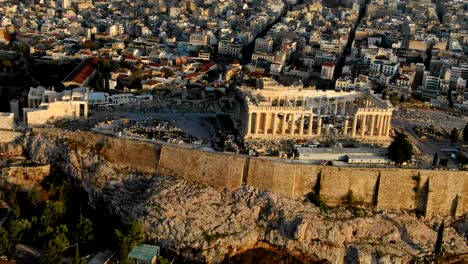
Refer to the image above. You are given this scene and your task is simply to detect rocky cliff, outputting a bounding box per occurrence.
[4,131,467,263]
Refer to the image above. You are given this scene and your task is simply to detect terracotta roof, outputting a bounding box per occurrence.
[62,58,98,86]
[186,72,201,79]
[198,62,216,72]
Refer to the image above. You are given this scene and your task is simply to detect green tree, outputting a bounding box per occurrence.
[43,225,70,263]
[9,218,32,242]
[463,123,468,142]
[434,221,444,255]
[73,244,87,264]
[40,201,66,227]
[115,221,146,264]
[24,185,44,217]
[43,173,72,203]
[76,215,94,243]
[157,256,172,264]
[1,60,12,72]
[0,227,12,255]
[449,128,459,145]
[387,132,413,165]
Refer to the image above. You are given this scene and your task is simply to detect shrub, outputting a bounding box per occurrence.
[307,192,329,213]
[344,190,357,206]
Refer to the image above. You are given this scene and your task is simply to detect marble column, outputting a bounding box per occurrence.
[254,112,260,135]
[84,103,89,119]
[290,113,296,135]
[317,117,322,136]
[378,114,384,136]
[382,115,387,136]
[299,113,305,135]
[265,112,270,134]
[308,114,313,135]
[343,117,349,136]
[360,114,367,137]
[376,115,380,134]
[385,115,391,136]
[281,113,287,134]
[272,113,277,135]
[246,112,252,135]
[369,114,375,136]
[352,115,358,137]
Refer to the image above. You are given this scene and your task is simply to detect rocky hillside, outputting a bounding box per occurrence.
[2,131,467,263]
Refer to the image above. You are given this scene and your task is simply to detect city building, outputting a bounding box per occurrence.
[321,63,335,80]
[23,87,89,126]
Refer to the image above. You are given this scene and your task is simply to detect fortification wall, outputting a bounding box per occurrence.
[0,113,15,131]
[33,128,160,174]
[0,130,22,143]
[246,158,320,197]
[30,128,468,218]
[319,167,380,205]
[158,145,246,190]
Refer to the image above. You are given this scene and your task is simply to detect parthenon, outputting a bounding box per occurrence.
[240,78,394,141]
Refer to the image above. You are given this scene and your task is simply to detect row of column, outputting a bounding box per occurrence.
[271,97,361,117]
[351,113,391,138]
[246,112,324,137]
[245,112,392,139]
[316,101,350,116]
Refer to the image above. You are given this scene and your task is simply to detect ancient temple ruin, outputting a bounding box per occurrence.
[240,78,394,141]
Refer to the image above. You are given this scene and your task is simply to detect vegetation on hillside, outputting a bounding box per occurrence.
[0,168,169,263]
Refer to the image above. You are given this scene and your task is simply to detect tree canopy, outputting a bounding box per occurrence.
[388,132,413,165]
[115,221,146,264]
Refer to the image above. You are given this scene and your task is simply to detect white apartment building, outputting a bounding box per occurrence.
[218,38,243,59]
[321,63,335,80]
[255,37,274,53]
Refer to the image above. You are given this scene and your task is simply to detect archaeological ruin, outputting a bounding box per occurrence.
[240,78,394,141]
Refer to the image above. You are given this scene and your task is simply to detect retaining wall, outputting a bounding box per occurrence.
[31,128,468,217]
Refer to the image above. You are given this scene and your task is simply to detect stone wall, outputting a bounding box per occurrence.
[0,130,22,143]
[32,128,468,217]
[158,145,246,190]
[0,113,15,130]
[320,167,380,205]
[246,158,319,197]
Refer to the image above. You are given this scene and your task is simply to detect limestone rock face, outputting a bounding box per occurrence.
[104,175,468,264]
[6,165,51,188]
[19,132,468,263]
[0,142,24,158]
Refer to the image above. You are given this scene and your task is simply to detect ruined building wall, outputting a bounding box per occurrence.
[29,128,468,217]
[0,113,15,130]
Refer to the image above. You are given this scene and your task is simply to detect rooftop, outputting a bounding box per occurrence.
[128,244,160,262]
[62,58,98,86]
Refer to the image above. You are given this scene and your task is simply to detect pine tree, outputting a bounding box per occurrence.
[387,132,413,165]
